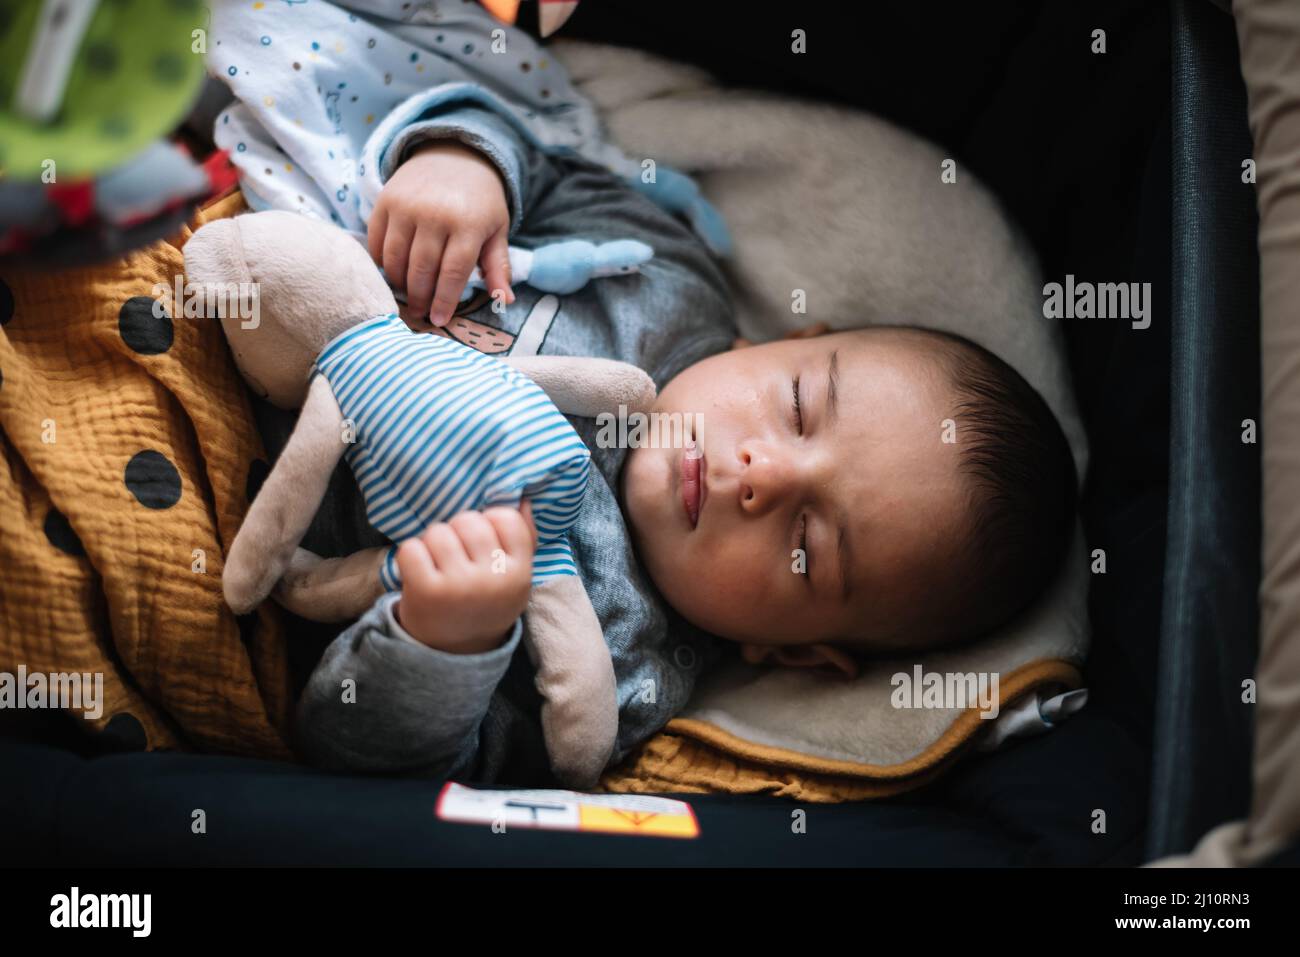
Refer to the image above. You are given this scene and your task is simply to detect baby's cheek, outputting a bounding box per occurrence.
[691,536,778,607]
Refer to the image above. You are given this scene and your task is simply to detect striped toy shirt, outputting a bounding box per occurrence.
[313,313,591,592]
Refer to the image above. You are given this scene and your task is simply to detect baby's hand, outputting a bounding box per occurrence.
[394,503,537,654]
[368,142,517,327]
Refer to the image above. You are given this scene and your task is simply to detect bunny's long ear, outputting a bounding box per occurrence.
[524,576,619,788]
[223,375,348,613]
[503,355,656,418]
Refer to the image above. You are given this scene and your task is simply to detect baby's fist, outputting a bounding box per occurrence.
[394,503,537,654]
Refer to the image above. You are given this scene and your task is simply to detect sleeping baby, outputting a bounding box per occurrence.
[281,141,1076,782]
[212,0,1076,782]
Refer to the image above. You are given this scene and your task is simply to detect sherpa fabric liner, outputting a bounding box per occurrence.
[0,42,1089,800]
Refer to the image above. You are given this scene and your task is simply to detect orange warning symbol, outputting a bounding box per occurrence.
[577,804,699,838]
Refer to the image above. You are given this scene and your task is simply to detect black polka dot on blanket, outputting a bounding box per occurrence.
[44,507,86,556]
[98,713,148,753]
[118,296,174,355]
[245,459,270,504]
[124,450,182,509]
[0,279,13,325]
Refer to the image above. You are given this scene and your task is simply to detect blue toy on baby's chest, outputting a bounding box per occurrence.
[312,313,590,591]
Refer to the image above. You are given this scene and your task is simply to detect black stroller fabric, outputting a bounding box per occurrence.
[1146,0,1261,859]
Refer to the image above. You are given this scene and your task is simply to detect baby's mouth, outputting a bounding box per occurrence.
[681,438,705,527]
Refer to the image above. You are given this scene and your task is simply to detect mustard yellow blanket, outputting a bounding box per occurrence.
[0,194,290,757]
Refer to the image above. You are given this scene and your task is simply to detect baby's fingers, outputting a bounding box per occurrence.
[367,204,389,267]
[382,217,416,292]
[405,229,446,321]
[396,537,438,592]
[480,229,514,308]
[447,511,500,564]
[484,500,537,558]
[422,522,469,571]
[518,499,538,550]
[429,237,479,327]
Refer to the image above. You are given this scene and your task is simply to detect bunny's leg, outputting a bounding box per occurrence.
[524,576,619,788]
[224,375,349,613]
[273,546,390,622]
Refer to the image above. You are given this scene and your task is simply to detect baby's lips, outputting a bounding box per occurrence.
[681,442,702,526]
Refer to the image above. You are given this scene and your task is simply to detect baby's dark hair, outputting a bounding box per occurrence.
[921,327,1078,645]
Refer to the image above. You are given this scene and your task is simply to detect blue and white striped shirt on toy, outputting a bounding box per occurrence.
[313,313,591,592]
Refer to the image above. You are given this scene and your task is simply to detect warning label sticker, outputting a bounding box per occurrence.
[435,782,701,839]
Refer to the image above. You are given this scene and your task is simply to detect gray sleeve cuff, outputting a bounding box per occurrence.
[379,590,522,669]
[292,591,522,774]
[383,108,528,235]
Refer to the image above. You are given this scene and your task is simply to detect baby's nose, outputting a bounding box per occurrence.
[738,446,800,513]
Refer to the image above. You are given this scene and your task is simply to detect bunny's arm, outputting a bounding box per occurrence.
[223,375,349,613]
[503,355,657,418]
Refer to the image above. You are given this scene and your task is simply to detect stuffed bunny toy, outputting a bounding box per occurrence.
[184,209,658,787]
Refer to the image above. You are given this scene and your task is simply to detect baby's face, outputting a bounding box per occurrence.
[621,328,969,653]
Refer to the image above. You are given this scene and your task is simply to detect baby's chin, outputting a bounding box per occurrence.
[620,440,671,527]
[619,445,674,563]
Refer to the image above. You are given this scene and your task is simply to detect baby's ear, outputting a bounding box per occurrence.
[739,642,860,679]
